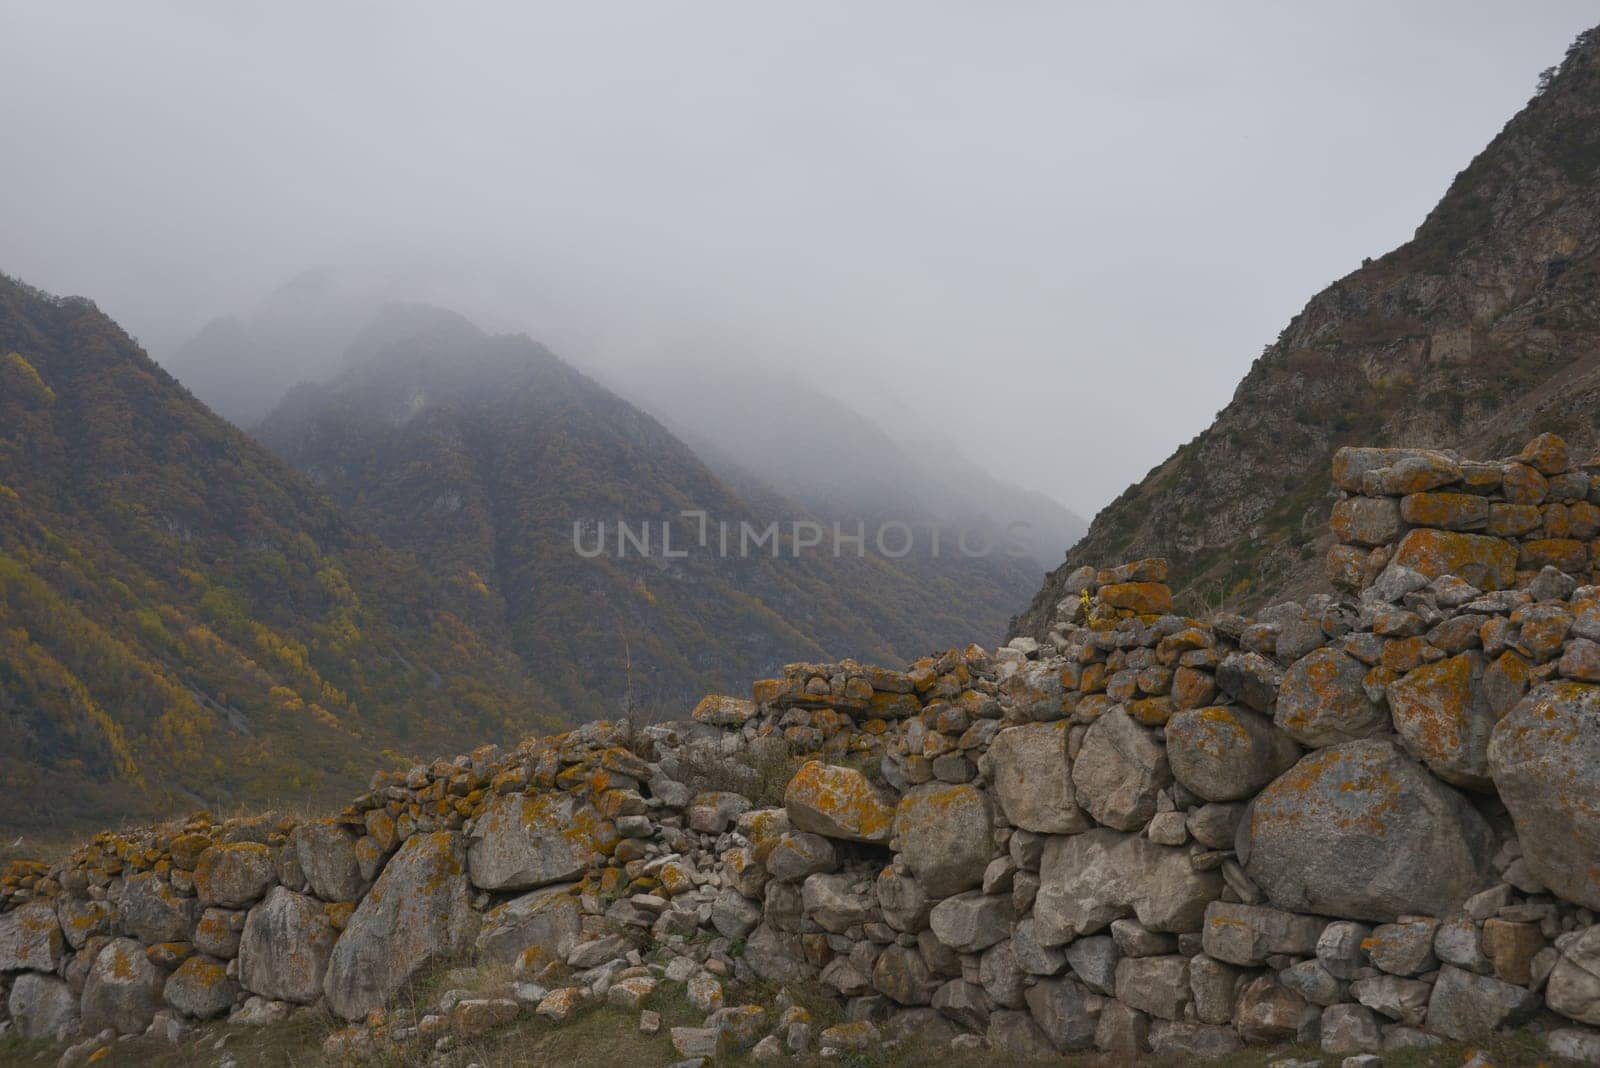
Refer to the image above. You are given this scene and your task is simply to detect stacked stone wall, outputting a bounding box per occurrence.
[5,434,1600,1065]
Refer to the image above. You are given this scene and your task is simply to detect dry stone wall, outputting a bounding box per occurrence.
[6,433,1600,1066]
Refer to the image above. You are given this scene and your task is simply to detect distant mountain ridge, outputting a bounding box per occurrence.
[1015,26,1600,639]
[256,307,1043,722]
[0,275,561,833]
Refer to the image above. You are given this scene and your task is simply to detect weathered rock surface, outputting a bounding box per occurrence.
[1489,681,1600,909]
[194,842,276,908]
[291,819,365,902]
[468,792,615,892]
[783,761,895,843]
[1070,709,1170,830]
[0,901,63,973]
[7,972,80,1040]
[475,882,582,967]
[893,783,993,898]
[1388,652,1494,788]
[164,954,240,1019]
[987,722,1088,833]
[325,830,478,1019]
[1240,739,1493,921]
[1276,648,1388,748]
[1034,828,1222,943]
[1166,705,1300,802]
[238,886,337,1004]
[1547,926,1600,1025]
[80,937,164,1035]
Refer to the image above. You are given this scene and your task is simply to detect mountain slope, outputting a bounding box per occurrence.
[601,359,1087,567]
[162,270,381,427]
[0,276,561,833]
[257,308,1029,721]
[1015,26,1600,638]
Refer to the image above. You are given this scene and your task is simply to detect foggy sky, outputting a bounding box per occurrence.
[3,2,1595,515]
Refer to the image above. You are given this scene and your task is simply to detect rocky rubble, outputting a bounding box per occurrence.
[5,434,1600,1065]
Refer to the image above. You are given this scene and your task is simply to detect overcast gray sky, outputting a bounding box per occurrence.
[3,2,1595,514]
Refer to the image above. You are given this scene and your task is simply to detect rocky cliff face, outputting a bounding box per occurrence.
[1015,26,1600,640]
[7,432,1600,1066]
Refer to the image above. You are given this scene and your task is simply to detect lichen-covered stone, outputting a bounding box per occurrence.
[468,792,615,891]
[1387,652,1494,789]
[194,842,276,908]
[164,954,240,1019]
[475,883,581,967]
[1166,705,1299,802]
[1389,529,1517,590]
[238,886,336,1004]
[81,937,164,1035]
[119,871,197,944]
[893,783,993,898]
[290,819,365,902]
[0,901,63,973]
[1400,492,1488,531]
[692,694,757,726]
[1098,581,1173,614]
[1201,901,1324,966]
[1276,648,1388,748]
[1489,681,1600,909]
[784,761,895,844]
[324,830,478,1019]
[1332,497,1403,546]
[1240,739,1493,921]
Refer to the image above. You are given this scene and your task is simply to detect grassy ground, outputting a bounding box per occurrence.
[0,957,1585,1068]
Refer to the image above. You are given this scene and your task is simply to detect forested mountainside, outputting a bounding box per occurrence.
[0,275,562,833]
[1015,28,1600,640]
[257,307,1032,723]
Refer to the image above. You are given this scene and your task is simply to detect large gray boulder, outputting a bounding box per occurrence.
[1547,925,1600,1025]
[290,819,365,902]
[893,783,994,898]
[194,842,276,908]
[7,972,80,1040]
[474,883,582,967]
[1201,902,1324,966]
[1424,966,1538,1040]
[1166,706,1300,802]
[1275,648,1388,748]
[988,722,1088,834]
[1024,977,1097,1052]
[467,792,615,891]
[1489,681,1600,909]
[1070,709,1170,831]
[164,954,240,1019]
[1034,828,1222,944]
[81,938,164,1035]
[324,830,478,1020]
[0,901,63,972]
[238,886,337,1004]
[1239,739,1493,921]
[118,871,196,943]
[744,921,812,982]
[929,892,1013,953]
